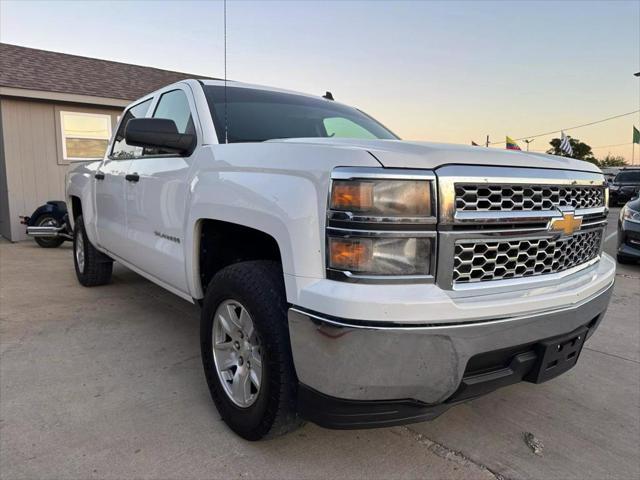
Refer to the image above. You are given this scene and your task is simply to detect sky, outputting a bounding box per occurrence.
[1,0,639,161]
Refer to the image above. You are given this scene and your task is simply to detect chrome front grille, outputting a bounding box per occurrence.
[455,184,605,212]
[453,229,603,284]
[436,166,608,290]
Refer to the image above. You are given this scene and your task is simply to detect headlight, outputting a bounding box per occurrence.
[330,179,433,219]
[328,235,431,275]
[622,206,640,223]
[327,168,437,282]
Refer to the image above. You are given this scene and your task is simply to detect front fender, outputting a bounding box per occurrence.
[185,143,379,301]
[187,171,320,298]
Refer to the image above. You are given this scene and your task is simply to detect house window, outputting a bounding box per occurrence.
[60,111,112,161]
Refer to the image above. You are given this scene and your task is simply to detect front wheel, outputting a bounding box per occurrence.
[73,215,113,286]
[200,261,302,440]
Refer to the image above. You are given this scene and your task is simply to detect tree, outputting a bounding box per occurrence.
[598,154,627,167]
[547,137,596,164]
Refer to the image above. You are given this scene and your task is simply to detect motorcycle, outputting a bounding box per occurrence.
[20,201,73,248]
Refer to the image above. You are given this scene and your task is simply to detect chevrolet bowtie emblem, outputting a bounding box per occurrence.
[550,212,582,236]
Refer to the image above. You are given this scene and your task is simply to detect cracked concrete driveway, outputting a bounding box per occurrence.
[1,208,638,480]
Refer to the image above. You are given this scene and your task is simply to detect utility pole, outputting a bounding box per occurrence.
[523,139,534,152]
[485,135,489,147]
[634,72,639,164]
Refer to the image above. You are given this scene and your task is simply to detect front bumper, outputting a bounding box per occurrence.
[288,281,613,429]
[618,220,640,259]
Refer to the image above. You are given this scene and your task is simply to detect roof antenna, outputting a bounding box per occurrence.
[323,91,334,101]
[224,0,228,144]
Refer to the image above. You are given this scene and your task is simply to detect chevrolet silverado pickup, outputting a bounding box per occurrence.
[65,80,615,440]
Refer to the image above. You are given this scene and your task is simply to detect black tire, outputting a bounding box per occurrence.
[200,260,302,440]
[33,215,65,248]
[617,253,636,265]
[73,215,113,286]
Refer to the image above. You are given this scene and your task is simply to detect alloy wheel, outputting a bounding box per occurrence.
[75,232,85,273]
[212,300,263,408]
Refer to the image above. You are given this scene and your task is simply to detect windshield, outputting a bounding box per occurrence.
[614,171,640,183]
[203,85,398,143]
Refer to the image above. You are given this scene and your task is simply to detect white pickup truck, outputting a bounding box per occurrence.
[66,79,615,440]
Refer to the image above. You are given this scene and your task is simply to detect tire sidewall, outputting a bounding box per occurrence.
[71,215,112,287]
[200,264,286,439]
[73,216,87,278]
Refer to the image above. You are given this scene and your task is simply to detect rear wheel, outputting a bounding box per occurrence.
[200,260,302,440]
[73,215,113,286]
[33,215,64,248]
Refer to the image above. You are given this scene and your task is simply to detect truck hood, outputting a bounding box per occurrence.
[272,138,602,174]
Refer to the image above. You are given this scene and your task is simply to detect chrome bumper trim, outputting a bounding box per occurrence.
[453,206,607,224]
[288,283,613,404]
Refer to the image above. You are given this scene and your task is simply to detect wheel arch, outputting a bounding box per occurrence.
[65,161,100,241]
[190,216,295,300]
[69,196,82,222]
[197,218,283,288]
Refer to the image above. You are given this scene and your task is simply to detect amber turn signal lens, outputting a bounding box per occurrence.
[329,238,372,271]
[330,181,374,211]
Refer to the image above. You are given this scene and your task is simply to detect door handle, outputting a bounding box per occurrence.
[125,173,140,183]
[94,172,105,180]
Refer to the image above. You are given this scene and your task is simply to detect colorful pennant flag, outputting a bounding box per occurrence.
[559,131,573,156]
[506,136,521,150]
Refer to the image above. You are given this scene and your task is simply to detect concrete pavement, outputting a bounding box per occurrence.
[1,208,638,479]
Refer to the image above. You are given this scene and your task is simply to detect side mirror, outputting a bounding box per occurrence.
[125,118,196,156]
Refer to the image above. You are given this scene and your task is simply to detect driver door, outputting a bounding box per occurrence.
[123,86,198,294]
[95,98,152,258]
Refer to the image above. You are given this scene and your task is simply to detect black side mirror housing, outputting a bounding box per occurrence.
[125,118,196,156]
